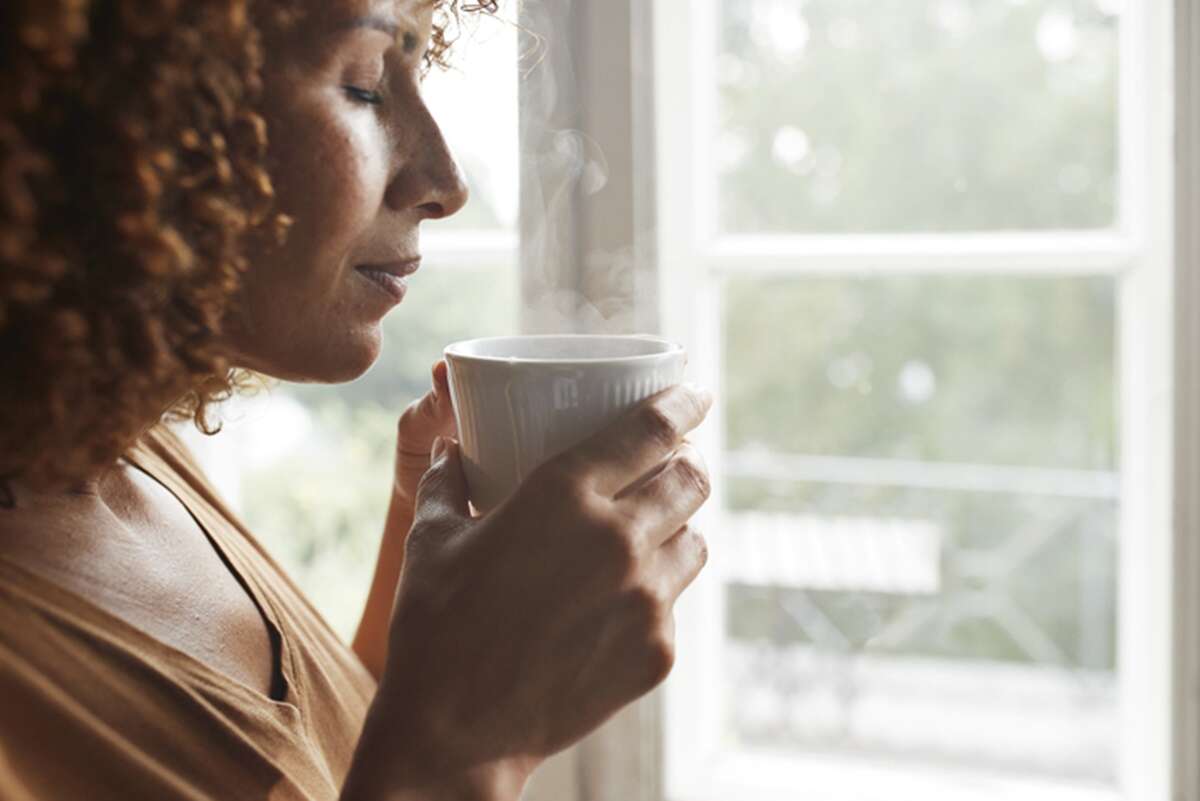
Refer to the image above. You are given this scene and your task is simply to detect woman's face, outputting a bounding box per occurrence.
[226,0,468,383]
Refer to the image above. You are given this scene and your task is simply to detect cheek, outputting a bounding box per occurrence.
[309,120,388,236]
[316,116,389,233]
[271,99,391,257]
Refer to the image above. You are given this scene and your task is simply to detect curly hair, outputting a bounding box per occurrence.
[0,0,494,496]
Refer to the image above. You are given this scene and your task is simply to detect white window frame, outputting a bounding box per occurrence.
[1170,1,1200,797]
[516,3,664,800]
[653,0,1186,798]
[514,0,1197,799]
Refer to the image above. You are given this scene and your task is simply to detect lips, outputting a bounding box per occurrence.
[358,258,422,278]
[355,258,420,303]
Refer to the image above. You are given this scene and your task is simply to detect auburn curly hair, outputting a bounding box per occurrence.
[0,0,494,498]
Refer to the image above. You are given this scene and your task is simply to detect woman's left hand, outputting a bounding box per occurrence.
[392,361,458,512]
[354,360,458,680]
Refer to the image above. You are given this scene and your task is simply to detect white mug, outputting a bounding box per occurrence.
[444,334,688,514]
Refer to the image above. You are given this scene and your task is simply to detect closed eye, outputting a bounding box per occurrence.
[343,85,384,106]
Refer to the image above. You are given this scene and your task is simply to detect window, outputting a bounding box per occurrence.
[707,2,1123,778]
[656,0,1177,800]
[184,1,1199,799]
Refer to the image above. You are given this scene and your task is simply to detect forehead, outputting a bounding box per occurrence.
[304,0,436,41]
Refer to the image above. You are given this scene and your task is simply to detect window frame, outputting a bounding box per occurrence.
[511,0,1193,798]
[515,3,665,800]
[648,0,1186,800]
[1169,0,1200,796]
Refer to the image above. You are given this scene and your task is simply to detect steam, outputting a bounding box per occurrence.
[516,1,652,336]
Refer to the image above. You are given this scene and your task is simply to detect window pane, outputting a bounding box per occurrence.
[718,274,1118,784]
[723,275,1117,469]
[423,19,518,231]
[717,0,1119,233]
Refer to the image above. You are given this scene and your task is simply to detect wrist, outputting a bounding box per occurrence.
[345,690,532,801]
[388,762,530,801]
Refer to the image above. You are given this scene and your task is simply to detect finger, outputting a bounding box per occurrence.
[433,359,450,398]
[654,526,709,604]
[568,384,713,497]
[397,380,458,459]
[420,361,455,422]
[615,443,711,547]
[414,437,472,523]
[430,361,456,427]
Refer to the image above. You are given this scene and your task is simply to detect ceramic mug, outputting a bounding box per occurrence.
[444,334,688,514]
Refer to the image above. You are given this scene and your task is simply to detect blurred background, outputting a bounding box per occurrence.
[183,1,1134,799]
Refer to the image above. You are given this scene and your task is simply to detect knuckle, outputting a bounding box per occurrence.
[538,451,590,495]
[670,384,709,428]
[414,464,443,500]
[595,514,639,577]
[532,457,588,506]
[640,403,682,450]
[397,398,422,429]
[687,527,709,570]
[626,584,665,629]
[404,519,451,560]
[696,532,710,569]
[673,451,712,500]
[644,629,676,687]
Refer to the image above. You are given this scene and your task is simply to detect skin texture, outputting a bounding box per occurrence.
[227,1,468,381]
[343,385,713,800]
[0,0,467,699]
[2,1,714,797]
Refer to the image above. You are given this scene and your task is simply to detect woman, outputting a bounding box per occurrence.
[0,1,712,799]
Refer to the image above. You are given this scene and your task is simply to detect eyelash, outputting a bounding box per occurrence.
[343,85,384,106]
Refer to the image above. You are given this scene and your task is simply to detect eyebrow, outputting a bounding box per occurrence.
[344,16,420,53]
[346,15,401,37]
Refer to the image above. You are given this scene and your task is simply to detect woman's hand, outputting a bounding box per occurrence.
[393,360,458,509]
[343,384,713,800]
[353,361,458,680]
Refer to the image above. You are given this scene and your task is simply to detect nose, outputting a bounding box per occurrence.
[385,104,469,221]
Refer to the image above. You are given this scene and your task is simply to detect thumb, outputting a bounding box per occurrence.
[414,436,472,522]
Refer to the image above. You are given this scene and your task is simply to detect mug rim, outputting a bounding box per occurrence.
[444,334,684,365]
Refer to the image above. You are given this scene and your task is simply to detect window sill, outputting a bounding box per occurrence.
[670,747,1119,801]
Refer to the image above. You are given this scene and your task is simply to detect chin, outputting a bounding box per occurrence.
[251,328,383,385]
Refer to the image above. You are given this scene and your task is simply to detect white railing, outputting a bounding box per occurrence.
[724,450,1121,500]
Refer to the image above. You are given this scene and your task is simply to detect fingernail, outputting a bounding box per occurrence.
[431,436,447,461]
[431,362,443,399]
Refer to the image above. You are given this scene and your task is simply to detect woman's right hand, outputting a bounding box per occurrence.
[344,383,713,801]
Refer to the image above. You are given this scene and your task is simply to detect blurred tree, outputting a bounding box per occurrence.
[719,0,1118,232]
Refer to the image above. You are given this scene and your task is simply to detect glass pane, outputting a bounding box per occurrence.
[717,0,1119,233]
[423,18,518,231]
[719,273,1118,784]
[723,275,1117,469]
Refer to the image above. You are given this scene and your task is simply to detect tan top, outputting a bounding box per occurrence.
[0,425,377,800]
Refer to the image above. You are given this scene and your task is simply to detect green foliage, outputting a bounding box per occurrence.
[716,0,1120,670]
[723,275,1116,469]
[239,402,397,637]
[720,0,1118,232]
